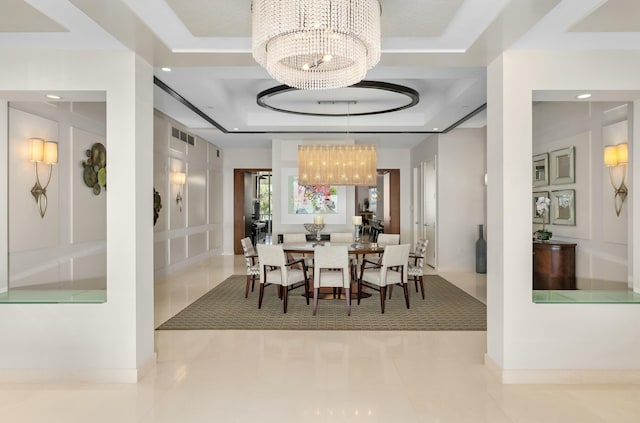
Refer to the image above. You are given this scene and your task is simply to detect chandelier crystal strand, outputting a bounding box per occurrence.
[252,0,381,90]
[298,144,376,186]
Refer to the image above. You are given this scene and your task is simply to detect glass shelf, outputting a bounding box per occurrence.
[533,290,640,304]
[0,289,106,304]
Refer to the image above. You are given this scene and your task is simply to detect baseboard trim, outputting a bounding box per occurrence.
[484,354,640,384]
[136,352,157,382]
[0,352,157,384]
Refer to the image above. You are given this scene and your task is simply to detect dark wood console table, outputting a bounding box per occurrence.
[532,241,577,290]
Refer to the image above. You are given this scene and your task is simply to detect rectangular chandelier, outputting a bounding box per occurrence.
[298,145,377,186]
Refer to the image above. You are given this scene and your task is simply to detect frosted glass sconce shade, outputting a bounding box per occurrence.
[603,143,629,216]
[28,138,58,218]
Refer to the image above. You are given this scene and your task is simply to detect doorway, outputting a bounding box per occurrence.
[233,168,272,254]
[354,169,401,236]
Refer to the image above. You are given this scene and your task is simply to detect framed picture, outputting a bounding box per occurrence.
[532,191,550,224]
[550,146,575,184]
[532,153,549,187]
[280,168,346,224]
[551,189,575,226]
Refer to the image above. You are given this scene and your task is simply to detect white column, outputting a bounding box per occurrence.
[0,99,7,294]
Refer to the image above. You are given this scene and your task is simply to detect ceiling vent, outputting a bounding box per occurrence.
[171,126,195,146]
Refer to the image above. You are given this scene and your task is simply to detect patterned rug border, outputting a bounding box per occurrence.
[157,274,486,331]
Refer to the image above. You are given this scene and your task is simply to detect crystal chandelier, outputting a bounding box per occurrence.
[251,0,381,90]
[298,144,377,185]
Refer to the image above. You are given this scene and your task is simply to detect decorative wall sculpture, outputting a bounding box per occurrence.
[153,188,162,226]
[82,142,107,195]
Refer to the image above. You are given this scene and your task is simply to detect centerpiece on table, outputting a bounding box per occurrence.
[535,196,552,241]
[304,215,325,245]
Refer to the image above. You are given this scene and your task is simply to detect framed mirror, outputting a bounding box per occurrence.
[551,146,575,184]
[532,153,549,187]
[551,189,575,225]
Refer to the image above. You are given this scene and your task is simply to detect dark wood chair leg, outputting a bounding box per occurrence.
[380,286,386,314]
[388,285,393,299]
[313,288,319,315]
[419,276,425,300]
[251,277,255,292]
[304,278,310,305]
[414,277,419,292]
[346,287,351,316]
[403,283,410,309]
[278,285,282,300]
[245,275,251,298]
[283,286,289,313]
[357,279,362,305]
[258,283,265,308]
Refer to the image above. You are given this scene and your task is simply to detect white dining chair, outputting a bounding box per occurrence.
[257,244,310,313]
[358,243,410,313]
[313,245,351,316]
[330,232,358,279]
[282,233,313,269]
[408,239,429,300]
[282,233,307,243]
[365,232,399,265]
[330,232,353,243]
[376,233,400,246]
[240,237,260,298]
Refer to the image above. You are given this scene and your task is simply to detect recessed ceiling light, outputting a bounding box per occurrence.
[576,93,591,99]
[45,94,62,100]
[233,128,239,131]
[433,127,439,131]
[161,67,171,72]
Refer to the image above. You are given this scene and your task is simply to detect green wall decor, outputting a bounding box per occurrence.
[82,142,106,195]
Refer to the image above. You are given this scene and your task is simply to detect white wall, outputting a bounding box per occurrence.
[153,111,223,276]
[8,102,107,288]
[487,50,640,383]
[438,129,487,271]
[410,129,487,271]
[0,50,154,382]
[0,100,7,293]
[532,101,630,287]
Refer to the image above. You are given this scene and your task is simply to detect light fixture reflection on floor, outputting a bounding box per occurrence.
[298,145,376,186]
[604,143,628,216]
[251,0,381,90]
[29,138,58,218]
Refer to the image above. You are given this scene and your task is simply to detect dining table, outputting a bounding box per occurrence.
[281,241,385,299]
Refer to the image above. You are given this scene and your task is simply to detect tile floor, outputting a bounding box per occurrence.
[2,255,639,423]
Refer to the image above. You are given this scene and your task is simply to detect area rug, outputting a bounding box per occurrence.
[156,274,486,331]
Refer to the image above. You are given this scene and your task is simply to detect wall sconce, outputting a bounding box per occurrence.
[604,143,628,216]
[171,171,186,212]
[29,138,58,218]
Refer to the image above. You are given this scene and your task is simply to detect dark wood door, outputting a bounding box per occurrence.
[234,168,270,254]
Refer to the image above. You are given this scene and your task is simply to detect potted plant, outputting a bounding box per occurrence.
[535,196,552,241]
